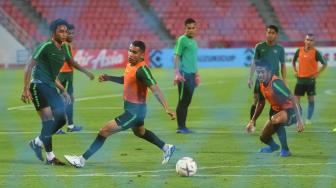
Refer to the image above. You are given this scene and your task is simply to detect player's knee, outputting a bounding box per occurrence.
[132,129,145,137]
[53,109,66,126]
[133,130,142,137]
[260,135,268,144]
[99,128,109,137]
[270,116,279,124]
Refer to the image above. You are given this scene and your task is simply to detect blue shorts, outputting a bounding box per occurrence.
[115,101,147,130]
[30,82,65,111]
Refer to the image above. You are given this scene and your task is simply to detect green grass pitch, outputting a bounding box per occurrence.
[0,67,336,188]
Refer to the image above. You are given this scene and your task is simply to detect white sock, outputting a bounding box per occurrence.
[46,151,55,161]
[80,156,86,162]
[68,124,74,129]
[34,136,43,147]
[162,144,170,151]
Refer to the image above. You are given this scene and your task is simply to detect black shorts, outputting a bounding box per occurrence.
[294,83,316,96]
[30,82,65,111]
[115,101,146,130]
[58,72,74,95]
[269,108,297,126]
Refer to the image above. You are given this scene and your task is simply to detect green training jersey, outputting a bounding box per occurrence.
[254,41,285,76]
[31,40,71,87]
[136,65,157,87]
[174,34,198,73]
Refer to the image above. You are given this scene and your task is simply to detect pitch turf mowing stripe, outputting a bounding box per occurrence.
[311,76,336,188]
[0,102,35,187]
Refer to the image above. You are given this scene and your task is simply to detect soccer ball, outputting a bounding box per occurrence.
[175,157,197,177]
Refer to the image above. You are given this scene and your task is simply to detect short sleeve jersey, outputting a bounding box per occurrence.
[31,40,71,87]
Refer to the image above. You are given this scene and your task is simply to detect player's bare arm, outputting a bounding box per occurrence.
[149,84,176,120]
[246,98,265,133]
[173,55,185,85]
[21,57,36,104]
[98,74,124,84]
[314,63,327,78]
[68,58,94,80]
[288,94,304,132]
[281,63,287,83]
[55,77,71,105]
[248,59,256,89]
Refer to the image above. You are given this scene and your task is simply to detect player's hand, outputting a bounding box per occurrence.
[195,73,201,87]
[247,78,254,89]
[296,122,304,133]
[98,74,109,82]
[245,120,256,134]
[86,72,95,80]
[173,71,185,85]
[61,91,71,105]
[294,71,298,78]
[165,108,176,120]
[312,73,319,79]
[21,88,32,104]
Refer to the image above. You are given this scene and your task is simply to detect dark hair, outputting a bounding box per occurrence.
[267,25,279,33]
[306,33,314,38]
[132,40,146,52]
[49,18,68,32]
[67,24,75,30]
[255,59,271,71]
[184,18,196,26]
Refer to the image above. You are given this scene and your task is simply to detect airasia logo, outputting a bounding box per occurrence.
[74,49,127,69]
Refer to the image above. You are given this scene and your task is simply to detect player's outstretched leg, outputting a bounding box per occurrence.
[64,120,121,168]
[132,126,175,164]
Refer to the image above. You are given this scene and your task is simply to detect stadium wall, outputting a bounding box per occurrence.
[73,47,336,69]
[0,26,28,67]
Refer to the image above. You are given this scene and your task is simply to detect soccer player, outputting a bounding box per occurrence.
[292,34,327,125]
[64,41,176,168]
[56,24,83,134]
[246,60,304,157]
[247,25,286,132]
[174,18,200,134]
[21,19,94,165]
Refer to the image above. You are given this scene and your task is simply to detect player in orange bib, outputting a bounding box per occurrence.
[246,60,304,157]
[292,34,327,125]
[64,41,176,167]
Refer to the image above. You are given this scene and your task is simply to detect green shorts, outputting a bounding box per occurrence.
[115,101,147,130]
[269,108,297,126]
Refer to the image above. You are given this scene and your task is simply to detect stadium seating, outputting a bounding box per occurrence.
[270,0,336,41]
[148,0,266,47]
[27,0,166,49]
[1,0,335,49]
[0,0,39,42]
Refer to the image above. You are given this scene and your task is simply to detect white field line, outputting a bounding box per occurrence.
[193,174,336,178]
[0,130,333,135]
[324,89,336,95]
[7,81,226,111]
[8,105,248,111]
[0,162,335,178]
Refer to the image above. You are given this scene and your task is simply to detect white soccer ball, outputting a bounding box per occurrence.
[175,157,197,177]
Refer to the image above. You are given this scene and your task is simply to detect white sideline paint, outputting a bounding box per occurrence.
[7,81,226,111]
[0,130,333,135]
[324,89,336,95]
[194,174,335,178]
[8,105,248,111]
[0,162,335,178]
